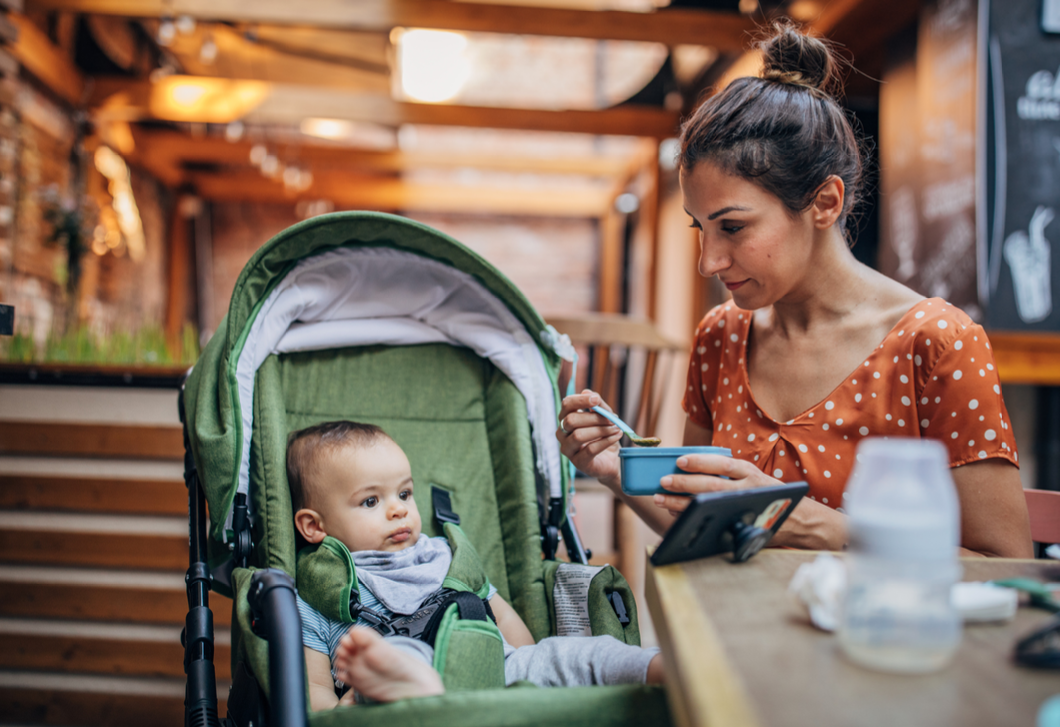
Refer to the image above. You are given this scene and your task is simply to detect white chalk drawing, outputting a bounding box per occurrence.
[1017,66,1060,121]
[1004,206,1055,323]
[890,186,918,280]
[920,213,976,302]
[922,175,976,221]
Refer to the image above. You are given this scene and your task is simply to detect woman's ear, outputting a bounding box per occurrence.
[295,508,327,543]
[811,175,846,229]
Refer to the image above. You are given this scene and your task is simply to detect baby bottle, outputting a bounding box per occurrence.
[838,437,962,673]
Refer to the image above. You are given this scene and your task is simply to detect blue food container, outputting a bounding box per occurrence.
[619,446,732,496]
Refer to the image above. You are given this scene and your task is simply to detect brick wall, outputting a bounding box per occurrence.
[406,212,597,319]
[207,203,599,331]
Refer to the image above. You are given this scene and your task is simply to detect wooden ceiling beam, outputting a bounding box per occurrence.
[704,0,907,103]
[90,77,682,138]
[8,12,85,106]
[143,21,390,93]
[823,0,921,64]
[28,0,757,48]
[808,0,866,36]
[129,128,636,177]
[392,101,679,138]
[186,168,612,217]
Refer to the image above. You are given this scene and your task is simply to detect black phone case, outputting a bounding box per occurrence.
[650,482,809,566]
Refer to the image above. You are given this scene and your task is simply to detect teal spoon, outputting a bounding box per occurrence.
[591,405,661,447]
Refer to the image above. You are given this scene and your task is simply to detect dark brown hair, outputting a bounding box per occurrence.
[286,420,390,511]
[679,22,863,235]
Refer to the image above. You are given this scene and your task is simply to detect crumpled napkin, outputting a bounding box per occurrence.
[788,553,846,632]
[951,582,1018,622]
[788,555,1021,631]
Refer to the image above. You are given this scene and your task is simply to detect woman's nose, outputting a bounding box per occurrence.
[699,236,730,277]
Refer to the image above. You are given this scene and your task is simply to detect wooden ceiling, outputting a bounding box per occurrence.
[12,0,916,216]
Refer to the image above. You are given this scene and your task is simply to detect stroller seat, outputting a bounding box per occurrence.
[179,212,672,727]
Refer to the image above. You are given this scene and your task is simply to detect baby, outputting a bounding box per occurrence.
[288,420,663,710]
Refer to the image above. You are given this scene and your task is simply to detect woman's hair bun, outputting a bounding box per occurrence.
[757,21,837,97]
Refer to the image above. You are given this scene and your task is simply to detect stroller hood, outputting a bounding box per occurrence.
[184,211,572,543]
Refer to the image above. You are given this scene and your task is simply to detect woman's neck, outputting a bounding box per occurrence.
[767,230,871,337]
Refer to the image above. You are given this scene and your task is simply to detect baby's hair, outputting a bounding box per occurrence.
[679,20,863,237]
[286,420,391,511]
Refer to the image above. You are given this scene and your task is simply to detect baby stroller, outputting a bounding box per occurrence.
[178,211,671,727]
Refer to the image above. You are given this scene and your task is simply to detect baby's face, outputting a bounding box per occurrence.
[312,437,422,553]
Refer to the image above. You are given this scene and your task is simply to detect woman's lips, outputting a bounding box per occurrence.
[724,279,748,291]
[388,527,412,542]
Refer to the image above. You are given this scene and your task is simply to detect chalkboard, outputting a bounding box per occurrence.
[878,0,981,320]
[984,0,1060,329]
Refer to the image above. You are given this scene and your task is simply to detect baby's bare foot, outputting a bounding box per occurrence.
[334,627,444,703]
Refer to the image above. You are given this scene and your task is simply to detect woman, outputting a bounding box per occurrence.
[558,23,1032,558]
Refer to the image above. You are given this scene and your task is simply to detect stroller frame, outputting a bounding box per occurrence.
[178,212,663,727]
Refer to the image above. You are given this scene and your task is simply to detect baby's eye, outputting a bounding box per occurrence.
[399,489,412,501]
[361,496,378,508]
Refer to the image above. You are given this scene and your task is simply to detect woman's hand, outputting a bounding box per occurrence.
[653,453,782,515]
[556,390,624,489]
[655,453,848,550]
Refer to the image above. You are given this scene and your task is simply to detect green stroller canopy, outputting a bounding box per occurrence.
[186,211,574,544]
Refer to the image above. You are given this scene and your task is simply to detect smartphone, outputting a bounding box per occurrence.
[650,482,809,566]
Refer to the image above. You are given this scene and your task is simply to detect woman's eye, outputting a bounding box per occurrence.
[722,224,744,234]
[362,497,378,508]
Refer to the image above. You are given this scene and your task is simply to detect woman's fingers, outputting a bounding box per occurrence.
[654,454,781,509]
[653,493,693,513]
[557,390,620,445]
[580,429,623,454]
[559,390,601,418]
[676,454,742,477]
[661,473,734,494]
[560,426,621,459]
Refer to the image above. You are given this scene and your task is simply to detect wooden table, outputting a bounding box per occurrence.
[645,550,1060,727]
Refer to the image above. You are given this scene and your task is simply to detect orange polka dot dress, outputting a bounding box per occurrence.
[681,298,1018,512]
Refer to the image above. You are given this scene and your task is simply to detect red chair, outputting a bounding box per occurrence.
[1024,488,1060,545]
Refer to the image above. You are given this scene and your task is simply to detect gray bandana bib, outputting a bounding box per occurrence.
[352,535,453,615]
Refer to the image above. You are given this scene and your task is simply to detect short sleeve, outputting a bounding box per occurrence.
[915,323,1018,468]
[682,306,728,429]
[297,594,333,655]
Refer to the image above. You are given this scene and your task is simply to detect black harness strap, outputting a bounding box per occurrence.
[432,485,461,526]
[348,492,497,648]
[421,590,495,647]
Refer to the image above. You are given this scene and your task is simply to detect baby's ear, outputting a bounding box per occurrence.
[294,508,327,543]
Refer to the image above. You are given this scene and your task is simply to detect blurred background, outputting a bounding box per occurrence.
[0,1,1058,721]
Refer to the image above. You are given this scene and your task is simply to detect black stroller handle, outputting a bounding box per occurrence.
[249,569,308,727]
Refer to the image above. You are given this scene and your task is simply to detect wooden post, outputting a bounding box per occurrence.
[597,206,624,313]
[639,145,661,322]
[163,194,196,358]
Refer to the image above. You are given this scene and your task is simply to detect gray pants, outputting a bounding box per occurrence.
[388,634,659,687]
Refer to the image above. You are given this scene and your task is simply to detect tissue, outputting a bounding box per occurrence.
[788,553,847,632]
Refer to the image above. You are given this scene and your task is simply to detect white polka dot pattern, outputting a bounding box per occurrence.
[681,299,1019,514]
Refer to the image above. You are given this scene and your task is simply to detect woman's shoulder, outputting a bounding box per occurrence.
[890,299,983,352]
[882,299,997,389]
